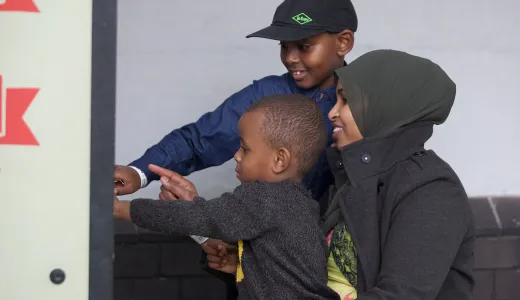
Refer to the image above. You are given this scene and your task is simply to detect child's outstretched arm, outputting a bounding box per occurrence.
[114,181,281,242]
[148,164,209,244]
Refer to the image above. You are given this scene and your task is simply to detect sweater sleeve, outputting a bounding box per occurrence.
[129,182,281,242]
[357,180,474,300]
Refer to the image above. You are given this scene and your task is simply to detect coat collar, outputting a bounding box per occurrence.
[328,122,434,187]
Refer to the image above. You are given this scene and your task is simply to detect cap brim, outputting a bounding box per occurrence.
[246,25,324,42]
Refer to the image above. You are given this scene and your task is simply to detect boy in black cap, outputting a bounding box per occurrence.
[246,0,357,91]
[113,0,358,289]
[114,0,358,202]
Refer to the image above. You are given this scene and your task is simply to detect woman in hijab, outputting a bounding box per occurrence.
[177,49,476,299]
[322,49,475,299]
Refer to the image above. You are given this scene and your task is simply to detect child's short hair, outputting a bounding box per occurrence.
[247,94,328,175]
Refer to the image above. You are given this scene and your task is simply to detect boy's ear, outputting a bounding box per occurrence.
[272,148,291,174]
[336,30,355,57]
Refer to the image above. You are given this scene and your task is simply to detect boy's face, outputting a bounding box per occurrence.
[280,33,346,90]
[234,111,279,183]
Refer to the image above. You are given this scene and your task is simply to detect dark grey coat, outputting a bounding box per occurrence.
[130,180,339,300]
[321,122,475,300]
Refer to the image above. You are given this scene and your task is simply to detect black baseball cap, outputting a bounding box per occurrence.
[246,0,357,42]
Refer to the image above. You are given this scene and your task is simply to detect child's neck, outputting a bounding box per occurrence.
[279,173,304,183]
[317,75,335,90]
[318,60,347,90]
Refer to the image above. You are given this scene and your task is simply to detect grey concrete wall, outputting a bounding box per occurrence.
[115,0,520,200]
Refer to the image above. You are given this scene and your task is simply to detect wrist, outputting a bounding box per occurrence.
[129,166,148,188]
[115,200,132,221]
[191,235,209,244]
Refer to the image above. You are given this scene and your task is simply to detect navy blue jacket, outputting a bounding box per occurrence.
[130,73,336,199]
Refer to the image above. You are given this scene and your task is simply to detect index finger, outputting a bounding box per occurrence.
[148,164,192,188]
[201,243,219,256]
[161,180,193,199]
[209,240,229,255]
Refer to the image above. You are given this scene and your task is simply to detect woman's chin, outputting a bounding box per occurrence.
[336,144,347,150]
[333,140,348,150]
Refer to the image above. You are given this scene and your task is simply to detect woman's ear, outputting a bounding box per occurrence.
[272,148,291,174]
[336,30,354,57]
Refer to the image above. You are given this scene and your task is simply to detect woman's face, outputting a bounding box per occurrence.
[328,80,363,149]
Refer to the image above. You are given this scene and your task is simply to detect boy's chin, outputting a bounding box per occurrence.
[294,80,315,90]
[236,174,249,184]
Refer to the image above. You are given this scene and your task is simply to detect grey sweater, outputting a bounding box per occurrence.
[130,180,340,300]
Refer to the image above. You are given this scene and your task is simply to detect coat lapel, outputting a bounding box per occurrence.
[336,177,381,290]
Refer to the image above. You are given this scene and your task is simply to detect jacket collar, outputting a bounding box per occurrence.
[329,122,434,187]
[326,147,349,189]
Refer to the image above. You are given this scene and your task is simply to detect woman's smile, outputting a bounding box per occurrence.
[332,126,344,139]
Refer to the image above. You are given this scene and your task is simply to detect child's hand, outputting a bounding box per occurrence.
[148,164,198,200]
[202,239,238,274]
[113,193,118,209]
[113,190,131,221]
[114,165,141,195]
[159,178,198,201]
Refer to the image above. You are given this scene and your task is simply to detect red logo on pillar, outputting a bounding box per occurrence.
[0,0,39,12]
[0,75,39,146]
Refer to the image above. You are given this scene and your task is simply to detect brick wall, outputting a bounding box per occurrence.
[471,197,520,300]
[113,221,230,300]
[114,197,520,300]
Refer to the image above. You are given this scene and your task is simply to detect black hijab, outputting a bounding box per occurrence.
[335,49,455,137]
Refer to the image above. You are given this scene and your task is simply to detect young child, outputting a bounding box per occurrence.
[114,95,343,300]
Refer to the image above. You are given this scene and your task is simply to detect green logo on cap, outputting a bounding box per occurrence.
[292,13,312,25]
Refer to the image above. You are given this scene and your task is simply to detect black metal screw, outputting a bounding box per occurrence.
[50,269,66,284]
